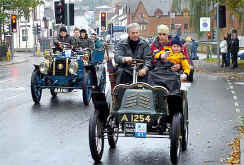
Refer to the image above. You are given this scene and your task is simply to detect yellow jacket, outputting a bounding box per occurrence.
[167,52,190,75]
[154,48,190,75]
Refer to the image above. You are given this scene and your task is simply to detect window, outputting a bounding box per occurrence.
[184,24,188,29]
[141,13,144,18]
[144,25,147,30]
[22,29,28,41]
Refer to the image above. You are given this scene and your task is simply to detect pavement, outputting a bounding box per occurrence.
[0,51,37,66]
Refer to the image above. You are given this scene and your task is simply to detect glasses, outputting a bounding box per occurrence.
[159,33,167,36]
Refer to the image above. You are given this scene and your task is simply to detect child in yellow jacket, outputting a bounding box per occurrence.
[154,37,190,79]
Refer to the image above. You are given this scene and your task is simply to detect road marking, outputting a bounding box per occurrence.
[230,85,234,89]
[231,90,236,94]
[234,102,239,107]
[236,109,240,113]
[233,96,238,100]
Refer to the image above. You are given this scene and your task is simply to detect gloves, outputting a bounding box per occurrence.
[180,73,187,81]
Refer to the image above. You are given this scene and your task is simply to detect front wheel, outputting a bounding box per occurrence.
[31,71,42,104]
[89,110,104,162]
[82,71,92,106]
[170,113,182,165]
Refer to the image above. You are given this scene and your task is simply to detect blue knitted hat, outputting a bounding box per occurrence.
[171,36,182,47]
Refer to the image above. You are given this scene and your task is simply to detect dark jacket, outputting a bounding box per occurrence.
[230,38,239,55]
[54,34,73,46]
[78,36,94,50]
[115,37,153,71]
[226,33,232,51]
[72,36,80,49]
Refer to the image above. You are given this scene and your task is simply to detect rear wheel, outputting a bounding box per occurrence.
[170,112,182,165]
[82,71,92,106]
[89,110,104,162]
[31,71,42,104]
[107,117,119,148]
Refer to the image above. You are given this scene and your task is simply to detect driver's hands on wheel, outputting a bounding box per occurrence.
[138,68,147,77]
[123,57,133,64]
[171,64,181,72]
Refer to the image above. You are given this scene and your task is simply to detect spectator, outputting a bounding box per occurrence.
[219,34,228,68]
[230,30,239,69]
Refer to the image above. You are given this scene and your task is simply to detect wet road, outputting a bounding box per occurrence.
[0,56,242,165]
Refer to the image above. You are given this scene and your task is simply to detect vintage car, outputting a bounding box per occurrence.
[31,43,106,105]
[89,59,189,165]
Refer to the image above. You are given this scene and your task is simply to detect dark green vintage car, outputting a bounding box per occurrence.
[89,59,189,165]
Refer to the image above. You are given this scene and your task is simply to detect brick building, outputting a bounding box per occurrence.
[125,0,191,37]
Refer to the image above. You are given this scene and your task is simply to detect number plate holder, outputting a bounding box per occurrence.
[135,123,147,138]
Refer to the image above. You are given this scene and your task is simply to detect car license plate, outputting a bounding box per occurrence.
[135,123,147,138]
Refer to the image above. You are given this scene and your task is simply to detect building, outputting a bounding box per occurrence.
[123,0,191,37]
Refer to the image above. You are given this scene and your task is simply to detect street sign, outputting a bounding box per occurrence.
[200,17,210,32]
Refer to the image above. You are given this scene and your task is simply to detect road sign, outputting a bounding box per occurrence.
[200,17,210,32]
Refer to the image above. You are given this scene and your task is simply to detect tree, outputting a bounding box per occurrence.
[0,0,43,42]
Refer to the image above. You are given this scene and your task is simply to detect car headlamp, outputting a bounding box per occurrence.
[40,60,50,75]
[69,61,78,75]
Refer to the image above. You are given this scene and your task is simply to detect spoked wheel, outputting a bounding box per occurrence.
[107,117,119,148]
[50,88,57,97]
[182,97,189,151]
[82,71,92,106]
[31,71,42,104]
[89,110,104,162]
[170,112,183,165]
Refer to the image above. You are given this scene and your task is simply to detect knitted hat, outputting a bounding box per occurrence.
[80,29,87,33]
[60,27,67,32]
[171,36,182,47]
[157,24,169,34]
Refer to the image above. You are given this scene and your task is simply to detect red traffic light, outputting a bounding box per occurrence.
[11,15,17,32]
[207,32,211,39]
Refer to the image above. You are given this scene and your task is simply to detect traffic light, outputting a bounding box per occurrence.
[37,24,41,34]
[212,30,216,40]
[218,5,226,28]
[11,15,17,32]
[207,32,211,39]
[100,12,107,29]
[55,0,65,24]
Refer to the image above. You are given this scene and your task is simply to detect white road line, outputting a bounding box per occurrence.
[236,109,240,113]
[230,85,234,89]
[235,102,239,107]
[233,96,238,100]
[231,90,236,94]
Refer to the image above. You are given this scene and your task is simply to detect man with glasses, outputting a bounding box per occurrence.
[114,23,153,84]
